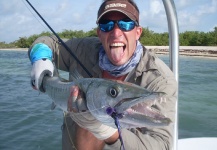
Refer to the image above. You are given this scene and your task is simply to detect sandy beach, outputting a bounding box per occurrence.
[0,48,28,51]
[1,46,217,58]
[146,46,217,58]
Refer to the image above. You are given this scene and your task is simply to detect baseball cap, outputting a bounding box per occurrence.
[96,0,139,24]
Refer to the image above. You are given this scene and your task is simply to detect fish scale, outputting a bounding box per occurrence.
[42,71,171,128]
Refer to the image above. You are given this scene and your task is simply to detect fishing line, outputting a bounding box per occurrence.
[21,0,51,34]
[23,1,125,149]
[63,112,78,150]
[24,0,93,78]
[69,106,126,149]
[114,117,125,150]
[106,107,126,150]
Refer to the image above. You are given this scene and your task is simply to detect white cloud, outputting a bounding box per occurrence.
[57,0,69,11]
[179,0,188,7]
[150,0,163,15]
[197,0,217,15]
[0,0,217,43]
[176,0,217,32]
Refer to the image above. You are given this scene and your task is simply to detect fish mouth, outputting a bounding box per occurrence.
[114,95,171,126]
[127,99,166,120]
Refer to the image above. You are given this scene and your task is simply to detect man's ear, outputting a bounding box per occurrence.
[136,26,143,40]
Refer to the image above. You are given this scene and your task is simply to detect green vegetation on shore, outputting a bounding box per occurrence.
[1,27,216,48]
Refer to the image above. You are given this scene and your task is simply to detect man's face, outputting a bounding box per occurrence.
[97,11,142,66]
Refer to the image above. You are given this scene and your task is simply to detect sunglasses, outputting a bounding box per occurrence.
[98,19,138,32]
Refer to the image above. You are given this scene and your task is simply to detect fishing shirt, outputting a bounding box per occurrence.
[28,36,178,150]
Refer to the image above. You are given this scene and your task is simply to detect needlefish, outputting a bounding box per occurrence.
[42,70,171,128]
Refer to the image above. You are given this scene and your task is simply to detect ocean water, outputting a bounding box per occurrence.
[0,50,217,150]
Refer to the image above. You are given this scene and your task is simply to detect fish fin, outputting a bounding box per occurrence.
[70,69,83,81]
[51,102,56,110]
[53,63,60,77]
[52,62,69,82]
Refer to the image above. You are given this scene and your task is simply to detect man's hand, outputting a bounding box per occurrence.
[68,86,118,140]
[70,110,117,140]
[31,59,54,92]
[30,43,53,92]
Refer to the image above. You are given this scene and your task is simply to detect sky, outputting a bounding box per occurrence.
[0,0,217,43]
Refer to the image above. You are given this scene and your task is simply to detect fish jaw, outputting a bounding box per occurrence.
[115,94,171,127]
[43,76,171,128]
[84,79,171,128]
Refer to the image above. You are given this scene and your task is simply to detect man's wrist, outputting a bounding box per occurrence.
[30,43,52,64]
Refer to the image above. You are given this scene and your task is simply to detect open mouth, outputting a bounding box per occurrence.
[110,42,125,47]
[115,97,168,120]
[110,42,126,51]
[110,42,126,63]
[128,101,166,119]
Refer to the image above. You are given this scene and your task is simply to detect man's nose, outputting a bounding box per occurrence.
[110,24,123,37]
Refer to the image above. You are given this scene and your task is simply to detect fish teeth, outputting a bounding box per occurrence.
[159,97,167,104]
[164,98,167,103]
[154,99,157,105]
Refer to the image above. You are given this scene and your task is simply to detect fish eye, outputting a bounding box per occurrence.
[108,86,119,98]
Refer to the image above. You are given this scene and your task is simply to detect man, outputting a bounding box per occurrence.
[29,0,177,149]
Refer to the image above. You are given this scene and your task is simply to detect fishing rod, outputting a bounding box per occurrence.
[25,0,93,78]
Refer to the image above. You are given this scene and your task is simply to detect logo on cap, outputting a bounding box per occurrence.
[105,3,127,10]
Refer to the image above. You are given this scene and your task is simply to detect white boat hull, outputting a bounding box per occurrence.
[178,137,217,150]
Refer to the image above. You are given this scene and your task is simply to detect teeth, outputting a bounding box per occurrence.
[111,43,124,47]
[159,97,167,104]
[160,97,163,104]
[154,99,157,105]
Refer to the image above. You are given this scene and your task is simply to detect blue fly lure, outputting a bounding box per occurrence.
[106,107,126,150]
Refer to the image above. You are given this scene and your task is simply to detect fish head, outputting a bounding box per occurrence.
[81,78,171,128]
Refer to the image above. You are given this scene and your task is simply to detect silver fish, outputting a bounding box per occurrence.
[42,71,171,128]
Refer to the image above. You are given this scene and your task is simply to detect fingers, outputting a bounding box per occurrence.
[77,96,88,112]
[30,59,54,91]
[31,79,38,90]
[31,71,40,90]
[67,86,88,113]
[68,86,80,112]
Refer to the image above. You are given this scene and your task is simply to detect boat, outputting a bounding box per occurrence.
[26,0,217,149]
[163,0,217,149]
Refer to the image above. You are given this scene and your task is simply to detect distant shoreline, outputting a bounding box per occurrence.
[0,48,28,51]
[146,46,217,58]
[1,46,217,58]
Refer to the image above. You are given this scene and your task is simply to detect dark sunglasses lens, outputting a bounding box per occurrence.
[118,20,136,31]
[99,21,114,32]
